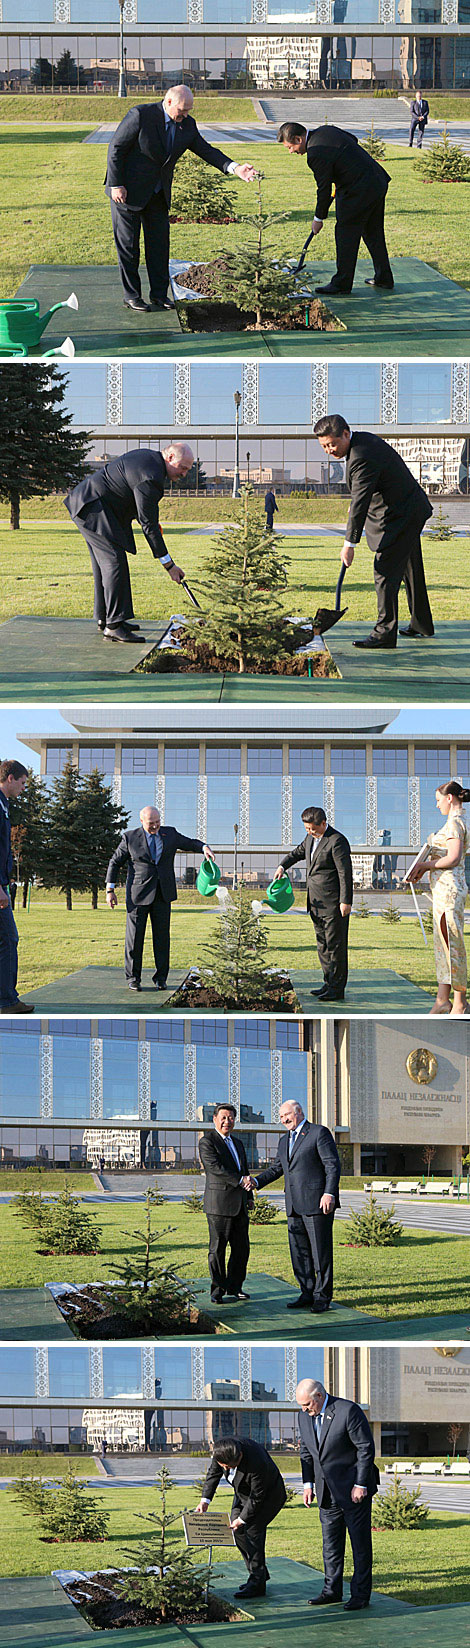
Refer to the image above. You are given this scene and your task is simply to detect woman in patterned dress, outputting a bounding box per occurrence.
[407,781,470,1016]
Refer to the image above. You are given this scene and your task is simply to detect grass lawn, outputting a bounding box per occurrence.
[0,95,257,124]
[0,497,350,525]
[2,137,470,296]
[9,895,467,998]
[0,1200,467,1322]
[1,524,467,627]
[0,1171,97,1192]
[0,1480,468,1605]
[0,1454,98,1477]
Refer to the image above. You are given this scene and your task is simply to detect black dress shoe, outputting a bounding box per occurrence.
[99,619,140,632]
[210,1292,224,1304]
[1,1000,35,1013]
[315,988,345,1001]
[311,1300,331,1314]
[123,296,151,312]
[128,979,141,992]
[234,1581,266,1598]
[352,636,396,650]
[237,1290,250,1300]
[286,1294,314,1309]
[344,1598,370,1611]
[222,1294,239,1303]
[364,278,394,289]
[315,283,351,296]
[149,298,173,311]
[308,1592,342,1606]
[399,626,433,638]
[103,624,145,643]
[154,980,168,990]
[310,984,329,997]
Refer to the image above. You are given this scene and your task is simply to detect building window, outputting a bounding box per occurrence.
[154,1347,192,1400]
[289,748,324,775]
[233,1020,270,1047]
[275,1022,303,1049]
[246,748,282,775]
[78,747,115,775]
[191,1022,228,1044]
[372,748,408,775]
[330,747,366,775]
[45,746,72,774]
[146,1021,185,1041]
[414,747,451,775]
[48,1348,90,1400]
[149,1044,185,1121]
[122,748,159,774]
[52,1036,92,1120]
[164,748,199,773]
[102,1039,139,1119]
[102,1348,142,1400]
[205,748,241,774]
[0,1350,36,1399]
[0,1034,41,1119]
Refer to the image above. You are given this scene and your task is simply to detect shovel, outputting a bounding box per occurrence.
[181,579,201,609]
[289,228,315,277]
[312,560,348,636]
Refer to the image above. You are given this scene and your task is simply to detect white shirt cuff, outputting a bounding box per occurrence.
[343,540,355,549]
[227,161,238,174]
[313,216,324,225]
[161,552,173,566]
[106,883,115,889]
[201,1497,210,1506]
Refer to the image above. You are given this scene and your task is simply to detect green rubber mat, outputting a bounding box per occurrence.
[13,258,470,356]
[292,969,432,1015]
[1,618,469,704]
[26,967,187,1015]
[0,1560,464,1648]
[0,1288,74,1340]
[190,1272,375,1338]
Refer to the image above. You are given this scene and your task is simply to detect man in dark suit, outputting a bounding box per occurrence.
[264,488,278,531]
[409,91,429,149]
[105,83,256,312]
[195,1436,287,1598]
[275,804,353,1001]
[199,1103,253,1304]
[0,759,34,1015]
[314,413,434,649]
[251,1102,340,1313]
[278,120,393,296]
[297,1377,379,1611]
[65,444,193,645]
[105,804,215,990]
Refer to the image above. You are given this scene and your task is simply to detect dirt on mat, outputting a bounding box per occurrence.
[177,262,341,332]
[169,970,299,1013]
[136,631,338,678]
[64,1573,244,1630]
[55,1284,216,1339]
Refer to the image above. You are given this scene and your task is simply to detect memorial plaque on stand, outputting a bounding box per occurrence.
[182,1511,236,1548]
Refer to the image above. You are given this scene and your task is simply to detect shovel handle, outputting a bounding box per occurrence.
[335,561,347,612]
[181,579,201,610]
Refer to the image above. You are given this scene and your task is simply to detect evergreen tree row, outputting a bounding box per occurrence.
[9,759,129,909]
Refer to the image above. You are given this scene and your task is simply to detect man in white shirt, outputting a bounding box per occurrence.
[199,1103,254,1304]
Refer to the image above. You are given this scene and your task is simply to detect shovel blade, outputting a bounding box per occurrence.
[312,605,348,635]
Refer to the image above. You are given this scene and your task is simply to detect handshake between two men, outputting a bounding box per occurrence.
[198,1098,341,1316]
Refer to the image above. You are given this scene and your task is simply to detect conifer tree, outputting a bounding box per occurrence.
[101,1190,193,1333]
[170,153,236,223]
[372,1472,429,1530]
[40,758,89,910]
[0,366,91,529]
[202,174,311,328]
[183,489,297,674]
[9,769,49,906]
[80,768,129,909]
[41,1463,109,1541]
[40,1182,100,1255]
[201,883,269,1006]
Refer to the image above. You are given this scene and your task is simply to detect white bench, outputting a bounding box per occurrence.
[418,1181,453,1196]
[384,1460,412,1475]
[394,1181,420,1195]
[442,1461,470,1477]
[411,1461,442,1476]
[364,1180,393,1194]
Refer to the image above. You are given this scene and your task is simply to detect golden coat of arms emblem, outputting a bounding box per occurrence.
[406,1048,438,1085]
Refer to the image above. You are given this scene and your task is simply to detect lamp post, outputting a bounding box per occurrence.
[232,389,241,498]
[118,0,127,98]
[246,449,251,486]
[233,821,239,888]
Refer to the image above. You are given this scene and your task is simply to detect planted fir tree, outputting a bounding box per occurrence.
[200,883,269,1007]
[421,127,470,182]
[120,1467,210,1622]
[41,1463,110,1542]
[100,1190,194,1333]
[181,489,298,674]
[249,1196,278,1224]
[0,366,91,529]
[40,758,90,910]
[170,153,237,223]
[342,1194,403,1248]
[427,503,454,541]
[360,122,386,161]
[11,1186,47,1231]
[372,1472,429,1530]
[197,174,313,329]
[40,1182,100,1255]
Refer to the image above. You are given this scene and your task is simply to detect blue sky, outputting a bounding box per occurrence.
[1,705,469,771]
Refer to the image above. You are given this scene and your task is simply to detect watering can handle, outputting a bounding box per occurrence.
[335,561,347,613]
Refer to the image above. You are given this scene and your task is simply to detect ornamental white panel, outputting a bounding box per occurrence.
[155,775,165,818]
[185,1044,197,1121]
[138,1042,150,1120]
[271,1049,282,1122]
[142,1346,155,1398]
[281,776,292,845]
[197,776,207,839]
[90,1347,104,1399]
[112,774,122,807]
[409,777,420,847]
[91,1039,103,1120]
[285,1345,297,1402]
[323,776,334,825]
[317,0,331,21]
[311,364,327,425]
[106,364,123,425]
[40,1035,53,1118]
[442,0,458,20]
[239,776,250,845]
[242,363,258,424]
[174,362,190,424]
[123,0,136,18]
[188,0,203,19]
[381,362,398,424]
[239,1346,252,1400]
[379,0,394,22]
[229,1046,240,1112]
[54,0,70,18]
[192,1346,204,1400]
[35,1347,49,1398]
[366,777,377,845]
[451,362,469,424]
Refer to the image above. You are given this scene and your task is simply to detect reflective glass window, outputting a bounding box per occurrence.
[281,1049,308,1111]
[292,778,324,833]
[372,748,408,775]
[154,1347,192,1399]
[414,747,450,775]
[146,1020,185,1041]
[330,747,366,775]
[206,748,241,773]
[64,365,107,425]
[0,1034,41,1118]
[45,746,72,774]
[456,748,470,776]
[204,1348,240,1396]
[249,777,282,843]
[191,1021,228,1043]
[53,1035,91,1119]
[102,1039,139,1117]
[149,1044,185,1120]
[78,746,115,775]
[190,365,242,425]
[103,1349,142,1398]
[334,778,366,844]
[164,777,199,836]
[3,0,54,16]
[121,777,154,828]
[251,1347,285,1401]
[289,748,324,775]
[258,365,311,425]
[122,365,174,425]
[419,779,444,838]
[396,2,441,18]
[48,1348,90,1399]
[70,0,121,19]
[239,1049,271,1123]
[376,779,410,845]
[194,1047,230,1122]
[397,364,452,425]
[233,1020,270,1046]
[206,777,240,839]
[295,1347,325,1386]
[165,748,199,773]
[0,1350,35,1398]
[122,747,159,774]
[247,748,282,775]
[328,364,380,425]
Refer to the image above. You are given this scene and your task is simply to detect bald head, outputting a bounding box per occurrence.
[163,85,193,123]
[279,1101,304,1130]
[162,441,194,481]
[296,1379,327,1414]
[140,806,160,834]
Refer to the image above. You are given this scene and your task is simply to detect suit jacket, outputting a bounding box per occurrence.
[411,98,429,123]
[345,431,433,553]
[199,1129,253,1218]
[106,825,204,910]
[306,125,390,223]
[64,450,169,561]
[0,797,13,893]
[104,102,232,211]
[202,1439,287,1526]
[264,491,278,514]
[299,1396,380,1511]
[255,1119,341,1215]
[281,825,353,914]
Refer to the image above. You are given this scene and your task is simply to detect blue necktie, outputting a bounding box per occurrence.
[165,119,176,159]
[315,1415,323,1446]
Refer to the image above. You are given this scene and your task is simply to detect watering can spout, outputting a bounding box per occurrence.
[42,336,76,360]
[38,293,79,334]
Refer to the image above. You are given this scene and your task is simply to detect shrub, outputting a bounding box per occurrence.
[372,1472,429,1530]
[40,1182,100,1255]
[170,153,237,223]
[10,1469,48,1520]
[354,897,370,919]
[381,894,401,924]
[102,1191,194,1333]
[11,1187,47,1229]
[183,1183,205,1213]
[41,1464,110,1542]
[360,122,386,161]
[249,1196,278,1224]
[342,1194,403,1248]
[420,128,470,182]
[427,503,455,541]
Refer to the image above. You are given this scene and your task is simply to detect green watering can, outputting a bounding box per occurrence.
[197,857,221,897]
[265,874,295,914]
[0,292,78,357]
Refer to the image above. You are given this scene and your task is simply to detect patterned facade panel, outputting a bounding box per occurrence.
[380,362,398,424]
[112,774,122,807]
[54,0,70,17]
[285,1344,297,1403]
[188,0,203,19]
[40,1035,53,1119]
[366,776,377,846]
[408,776,420,848]
[192,1346,204,1401]
[251,0,267,22]
[239,775,250,846]
[174,362,190,424]
[451,362,469,424]
[185,1044,197,1122]
[142,1346,155,1399]
[323,776,335,825]
[242,363,259,425]
[138,1041,150,1120]
[239,1346,252,1401]
[35,1347,49,1399]
[229,1046,240,1112]
[317,0,331,20]
[91,1039,103,1120]
[379,0,394,21]
[90,1347,104,1399]
[281,775,292,845]
[311,364,328,426]
[271,1049,282,1123]
[197,776,207,840]
[442,0,458,20]
[123,0,136,18]
[106,363,123,426]
[348,1021,378,1140]
[155,775,165,819]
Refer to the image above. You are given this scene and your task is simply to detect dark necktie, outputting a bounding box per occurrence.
[165,119,176,159]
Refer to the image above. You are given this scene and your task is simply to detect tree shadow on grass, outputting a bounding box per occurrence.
[0,130,93,146]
